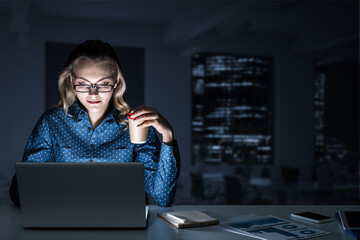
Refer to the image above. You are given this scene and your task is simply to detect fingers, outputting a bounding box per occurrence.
[136,119,159,128]
[133,112,160,123]
[130,106,157,119]
[137,119,171,138]
[129,106,174,144]
[130,106,160,121]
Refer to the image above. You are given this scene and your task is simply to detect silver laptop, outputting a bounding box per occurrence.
[15,162,148,228]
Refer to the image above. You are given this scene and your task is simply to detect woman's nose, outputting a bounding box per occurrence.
[89,86,99,95]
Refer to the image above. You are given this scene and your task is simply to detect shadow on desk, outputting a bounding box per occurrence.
[20,228,147,240]
[0,204,148,240]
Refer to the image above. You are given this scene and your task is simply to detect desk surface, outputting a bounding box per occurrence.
[1,204,359,240]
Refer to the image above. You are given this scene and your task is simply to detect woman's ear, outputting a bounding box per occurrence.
[114,77,119,89]
[68,73,73,84]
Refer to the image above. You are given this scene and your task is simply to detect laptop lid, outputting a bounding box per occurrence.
[15,162,147,228]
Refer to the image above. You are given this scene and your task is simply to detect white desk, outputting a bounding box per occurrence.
[1,203,359,240]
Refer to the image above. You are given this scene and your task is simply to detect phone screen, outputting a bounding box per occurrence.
[344,211,360,228]
[296,212,331,220]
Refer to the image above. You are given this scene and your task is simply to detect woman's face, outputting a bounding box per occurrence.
[73,61,117,115]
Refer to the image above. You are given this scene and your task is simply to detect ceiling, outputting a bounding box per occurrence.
[1,0,358,53]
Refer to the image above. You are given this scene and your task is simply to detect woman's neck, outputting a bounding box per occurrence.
[88,106,111,130]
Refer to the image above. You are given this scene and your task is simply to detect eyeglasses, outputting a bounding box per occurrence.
[72,73,115,93]
[73,83,115,93]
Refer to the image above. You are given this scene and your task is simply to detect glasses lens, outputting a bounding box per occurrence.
[75,85,91,92]
[97,85,113,92]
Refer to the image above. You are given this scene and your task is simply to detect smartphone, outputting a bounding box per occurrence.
[338,211,360,230]
[290,211,333,224]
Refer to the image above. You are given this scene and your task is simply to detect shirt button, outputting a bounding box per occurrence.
[89,159,93,163]
[90,144,94,148]
[81,112,85,116]
[88,127,92,131]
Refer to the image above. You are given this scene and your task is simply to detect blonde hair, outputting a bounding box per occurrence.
[56,56,130,128]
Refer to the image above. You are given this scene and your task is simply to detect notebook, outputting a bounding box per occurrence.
[158,210,219,229]
[15,162,148,228]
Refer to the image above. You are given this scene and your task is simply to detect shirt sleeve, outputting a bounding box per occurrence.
[22,113,53,162]
[10,113,53,206]
[134,126,180,207]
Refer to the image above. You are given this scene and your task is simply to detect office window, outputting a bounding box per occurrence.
[313,61,359,204]
[313,61,359,166]
[191,53,274,165]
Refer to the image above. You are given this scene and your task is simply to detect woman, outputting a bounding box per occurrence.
[10,40,180,207]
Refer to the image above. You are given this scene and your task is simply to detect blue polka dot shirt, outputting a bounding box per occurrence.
[22,103,180,207]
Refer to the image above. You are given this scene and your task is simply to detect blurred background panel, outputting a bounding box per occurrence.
[0,0,358,205]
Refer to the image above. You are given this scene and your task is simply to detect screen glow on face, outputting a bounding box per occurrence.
[74,77,113,85]
[73,76,115,93]
[72,61,117,115]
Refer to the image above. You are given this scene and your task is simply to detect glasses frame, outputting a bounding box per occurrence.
[71,73,116,93]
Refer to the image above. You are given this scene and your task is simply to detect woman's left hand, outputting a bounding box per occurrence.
[130,106,174,145]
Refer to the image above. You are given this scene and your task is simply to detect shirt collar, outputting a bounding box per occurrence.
[67,102,84,121]
[108,107,118,122]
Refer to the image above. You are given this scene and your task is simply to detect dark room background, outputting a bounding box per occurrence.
[0,0,358,205]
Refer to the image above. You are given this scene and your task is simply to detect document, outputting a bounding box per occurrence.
[222,215,330,240]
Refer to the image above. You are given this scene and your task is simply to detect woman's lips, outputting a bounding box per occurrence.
[87,100,101,104]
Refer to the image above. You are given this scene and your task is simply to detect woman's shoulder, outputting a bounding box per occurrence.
[39,107,70,124]
[42,107,65,117]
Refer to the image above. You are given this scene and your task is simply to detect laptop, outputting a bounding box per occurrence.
[15,162,148,228]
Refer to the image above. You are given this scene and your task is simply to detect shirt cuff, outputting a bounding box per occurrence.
[161,139,179,159]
